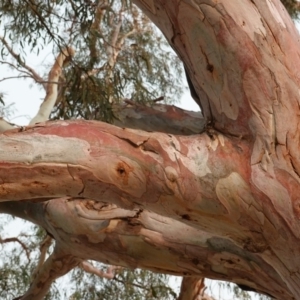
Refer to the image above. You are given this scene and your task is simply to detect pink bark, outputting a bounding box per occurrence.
[1,0,300,299]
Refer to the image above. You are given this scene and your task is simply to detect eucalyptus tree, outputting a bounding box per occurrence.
[1,0,300,300]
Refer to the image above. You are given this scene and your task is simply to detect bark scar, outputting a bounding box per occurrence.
[115,161,133,185]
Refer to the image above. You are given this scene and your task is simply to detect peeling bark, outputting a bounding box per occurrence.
[1,0,300,299]
[112,102,205,134]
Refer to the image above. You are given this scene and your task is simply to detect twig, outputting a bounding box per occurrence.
[0,75,32,83]
[0,236,30,261]
[123,96,164,106]
[152,96,164,102]
[124,99,137,106]
[0,75,62,86]
[178,277,216,300]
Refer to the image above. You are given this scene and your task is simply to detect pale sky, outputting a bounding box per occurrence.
[0,50,264,300]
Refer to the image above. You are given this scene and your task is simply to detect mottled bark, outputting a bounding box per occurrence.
[112,101,204,134]
[1,0,300,299]
[13,247,81,300]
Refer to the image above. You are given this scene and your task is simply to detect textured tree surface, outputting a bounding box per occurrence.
[1,0,300,299]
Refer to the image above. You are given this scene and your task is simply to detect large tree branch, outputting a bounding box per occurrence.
[0,120,298,298]
[112,101,205,134]
[0,198,282,298]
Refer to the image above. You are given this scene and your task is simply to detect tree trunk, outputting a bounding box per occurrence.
[1,0,300,299]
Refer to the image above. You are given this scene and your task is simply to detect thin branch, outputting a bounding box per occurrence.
[0,118,16,133]
[116,28,136,50]
[0,60,32,74]
[113,276,149,290]
[124,95,164,106]
[98,0,137,103]
[29,47,75,125]
[0,75,33,83]
[0,61,62,86]
[152,96,164,102]
[87,1,107,67]
[178,277,216,300]
[0,76,64,87]
[79,261,122,279]
[0,236,30,261]
[80,64,106,80]
[25,0,59,48]
[0,36,46,90]
[106,7,123,67]
[31,235,53,279]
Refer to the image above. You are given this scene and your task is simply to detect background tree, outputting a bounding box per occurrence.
[1,0,300,299]
[0,0,183,121]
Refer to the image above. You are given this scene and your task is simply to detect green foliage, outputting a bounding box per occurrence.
[0,0,183,122]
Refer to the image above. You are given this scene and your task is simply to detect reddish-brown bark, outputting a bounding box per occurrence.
[1,0,300,299]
